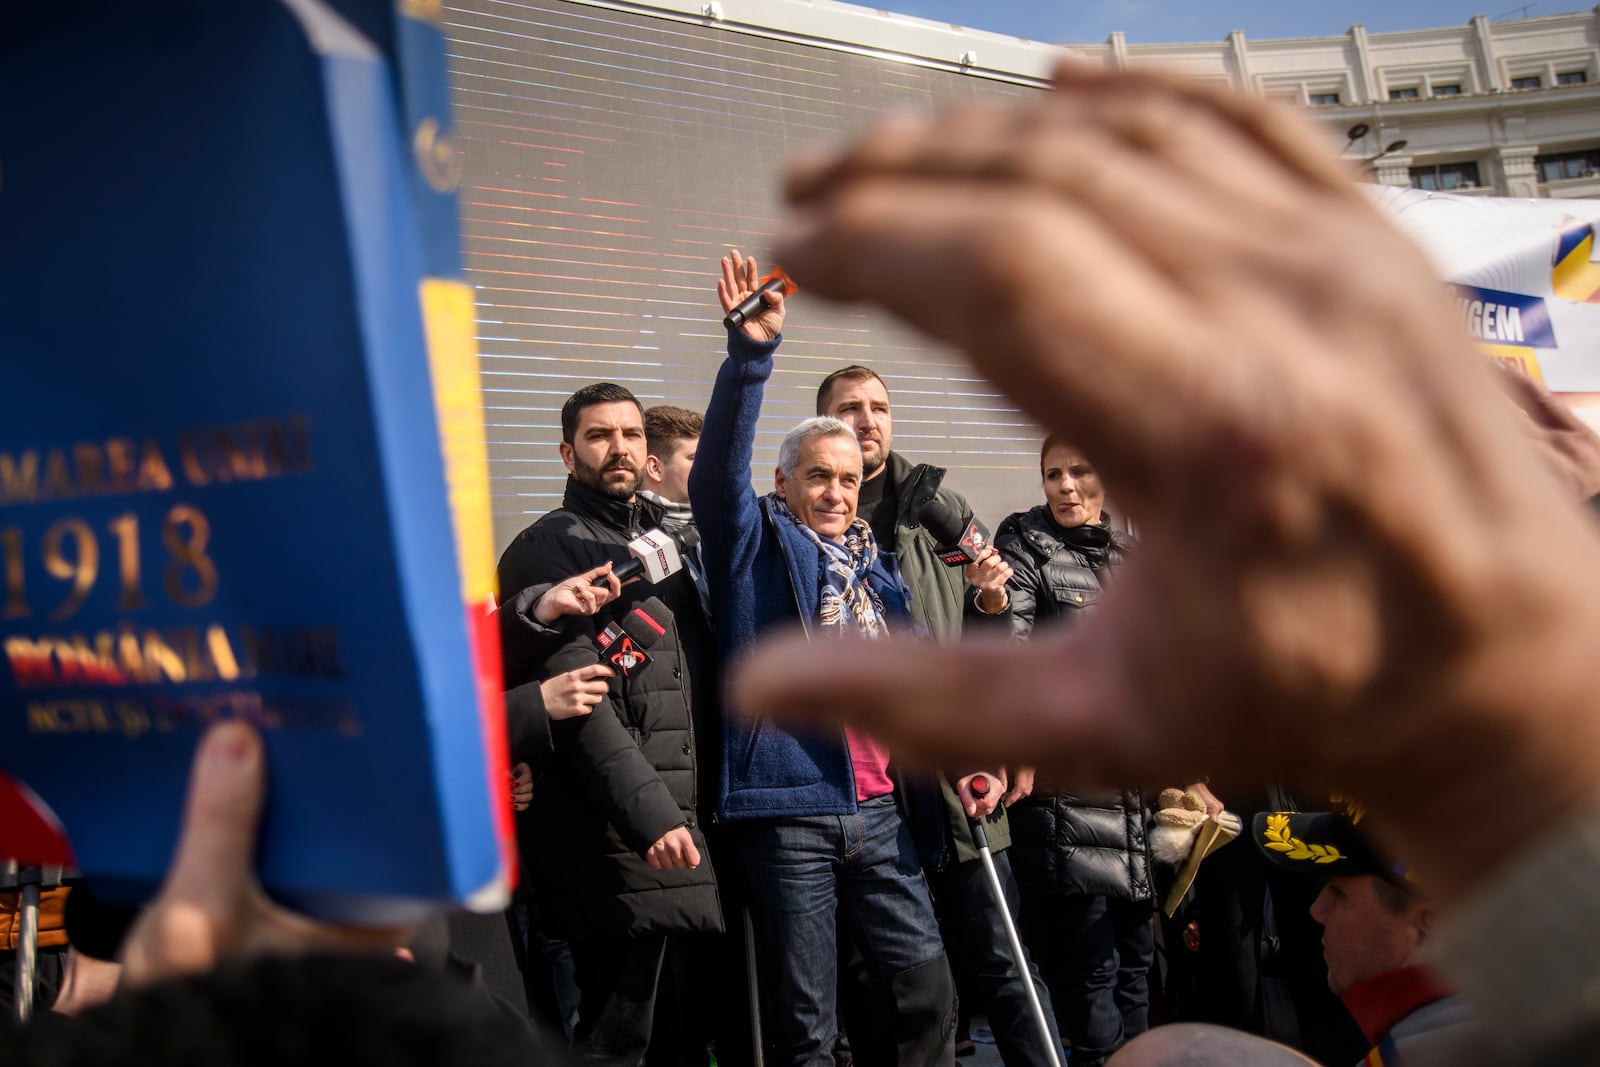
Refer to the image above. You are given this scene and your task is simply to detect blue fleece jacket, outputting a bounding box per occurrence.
[690,328,915,821]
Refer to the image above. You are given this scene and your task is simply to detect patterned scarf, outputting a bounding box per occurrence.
[770,495,889,640]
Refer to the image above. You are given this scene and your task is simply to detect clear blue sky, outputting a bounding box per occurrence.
[872,1,1590,45]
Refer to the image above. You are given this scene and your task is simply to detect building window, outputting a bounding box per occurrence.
[1432,84,1463,96]
[1557,71,1588,85]
[1308,92,1341,106]
[1410,161,1482,191]
[1389,87,1419,100]
[1536,149,1600,183]
[1511,75,1542,90]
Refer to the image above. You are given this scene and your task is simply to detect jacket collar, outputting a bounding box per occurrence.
[1011,505,1118,564]
[1341,964,1453,1046]
[883,451,946,528]
[560,475,657,538]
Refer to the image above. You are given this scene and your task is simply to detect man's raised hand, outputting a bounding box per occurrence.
[718,248,785,343]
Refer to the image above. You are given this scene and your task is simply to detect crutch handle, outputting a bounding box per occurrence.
[966,775,993,850]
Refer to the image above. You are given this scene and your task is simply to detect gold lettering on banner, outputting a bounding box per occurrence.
[72,443,107,495]
[0,451,39,502]
[24,688,361,737]
[116,628,145,679]
[56,633,123,686]
[105,438,138,493]
[0,440,173,505]
[162,505,218,607]
[2,526,27,618]
[5,624,343,688]
[140,631,188,684]
[41,450,74,501]
[178,416,314,488]
[108,512,146,610]
[42,518,97,621]
[138,439,173,492]
[172,628,212,683]
[4,503,222,622]
[208,624,241,682]
[238,626,344,680]
[25,700,115,734]
[116,700,151,739]
[0,419,308,506]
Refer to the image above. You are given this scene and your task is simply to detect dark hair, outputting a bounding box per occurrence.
[561,383,642,445]
[644,405,703,458]
[1039,434,1086,473]
[815,365,888,415]
[1371,875,1420,915]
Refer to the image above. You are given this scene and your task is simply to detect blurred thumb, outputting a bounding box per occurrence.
[163,721,266,914]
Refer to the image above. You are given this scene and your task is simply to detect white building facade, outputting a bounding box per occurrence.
[1071,6,1600,200]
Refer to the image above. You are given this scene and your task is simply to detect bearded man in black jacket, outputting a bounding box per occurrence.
[496,382,725,1067]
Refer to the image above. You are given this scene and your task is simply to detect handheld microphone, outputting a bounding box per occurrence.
[722,267,797,329]
[595,526,700,587]
[596,596,670,677]
[917,500,992,568]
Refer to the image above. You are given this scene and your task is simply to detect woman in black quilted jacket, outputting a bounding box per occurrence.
[965,437,1148,1067]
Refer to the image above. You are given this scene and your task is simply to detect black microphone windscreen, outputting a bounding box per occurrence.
[676,526,700,551]
[626,596,671,649]
[917,499,968,545]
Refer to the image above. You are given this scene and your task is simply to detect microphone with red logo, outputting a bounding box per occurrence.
[595,596,671,678]
[593,527,700,588]
[917,499,992,567]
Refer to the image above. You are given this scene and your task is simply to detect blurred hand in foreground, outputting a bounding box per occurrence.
[122,722,412,988]
[733,63,1600,907]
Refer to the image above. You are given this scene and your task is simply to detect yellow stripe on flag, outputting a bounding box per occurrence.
[421,278,496,604]
[1552,229,1600,304]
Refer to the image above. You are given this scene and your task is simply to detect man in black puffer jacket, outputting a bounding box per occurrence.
[965,438,1151,1067]
[496,382,723,1067]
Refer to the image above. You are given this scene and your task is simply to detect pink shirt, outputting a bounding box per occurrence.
[845,725,894,801]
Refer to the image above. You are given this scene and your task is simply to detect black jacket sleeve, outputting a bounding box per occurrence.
[503,679,554,773]
[498,583,576,684]
[496,582,571,771]
[498,523,589,613]
[963,528,1040,640]
[496,521,619,689]
[999,538,1042,640]
[544,641,685,857]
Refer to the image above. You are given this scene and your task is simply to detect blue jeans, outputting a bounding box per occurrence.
[1023,893,1155,1063]
[740,794,956,1067]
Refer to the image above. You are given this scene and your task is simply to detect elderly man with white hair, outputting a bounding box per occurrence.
[688,251,969,1067]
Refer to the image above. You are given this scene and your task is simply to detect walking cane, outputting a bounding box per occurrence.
[966,776,1064,1067]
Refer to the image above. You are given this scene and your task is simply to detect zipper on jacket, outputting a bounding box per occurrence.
[771,504,859,805]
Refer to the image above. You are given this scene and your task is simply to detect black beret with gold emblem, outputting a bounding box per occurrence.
[1251,810,1408,883]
